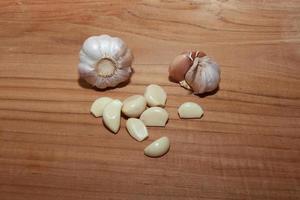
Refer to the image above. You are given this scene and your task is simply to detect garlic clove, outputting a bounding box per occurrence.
[144,84,167,107]
[144,136,170,157]
[122,95,147,118]
[118,48,133,68]
[80,50,97,66]
[110,37,127,59]
[103,99,123,133]
[178,102,204,119]
[82,36,103,60]
[126,118,148,142]
[78,34,133,89]
[168,51,220,94]
[78,63,97,86]
[97,34,113,57]
[185,56,220,94]
[169,51,207,83]
[90,97,113,117]
[169,53,192,82]
[140,107,169,127]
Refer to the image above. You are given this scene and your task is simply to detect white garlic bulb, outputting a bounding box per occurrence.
[78,34,134,89]
[169,51,220,94]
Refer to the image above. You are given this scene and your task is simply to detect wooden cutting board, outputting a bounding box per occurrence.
[0,1,299,199]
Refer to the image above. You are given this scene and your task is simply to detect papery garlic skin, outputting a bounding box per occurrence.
[185,56,220,94]
[169,51,220,94]
[168,53,192,82]
[78,35,133,89]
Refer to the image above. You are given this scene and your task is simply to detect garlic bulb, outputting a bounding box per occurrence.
[78,34,133,89]
[169,51,220,94]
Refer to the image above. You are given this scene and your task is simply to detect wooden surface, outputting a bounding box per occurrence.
[0,0,300,199]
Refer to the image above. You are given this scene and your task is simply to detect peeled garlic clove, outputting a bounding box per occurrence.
[144,84,167,107]
[90,97,113,117]
[103,99,123,133]
[78,34,134,89]
[169,51,220,94]
[178,102,204,119]
[122,95,147,118]
[140,107,168,127]
[126,118,148,141]
[144,136,170,157]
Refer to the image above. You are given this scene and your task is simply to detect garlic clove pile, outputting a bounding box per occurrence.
[103,99,123,133]
[169,51,220,94]
[178,102,204,119]
[78,35,134,89]
[122,95,147,118]
[144,136,170,157]
[90,97,113,117]
[126,118,148,141]
[144,84,167,107]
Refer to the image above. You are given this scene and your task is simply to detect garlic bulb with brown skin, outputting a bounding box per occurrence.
[169,51,220,94]
[78,35,133,89]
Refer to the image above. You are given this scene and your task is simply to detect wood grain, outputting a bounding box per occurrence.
[0,0,300,199]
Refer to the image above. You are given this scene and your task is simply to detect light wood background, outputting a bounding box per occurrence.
[0,0,300,199]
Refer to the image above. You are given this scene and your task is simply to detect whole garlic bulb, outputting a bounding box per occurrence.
[78,35,133,89]
[169,51,220,94]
